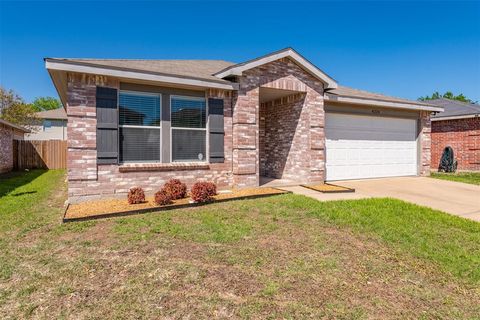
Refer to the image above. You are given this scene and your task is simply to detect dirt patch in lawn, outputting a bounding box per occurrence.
[65,187,288,221]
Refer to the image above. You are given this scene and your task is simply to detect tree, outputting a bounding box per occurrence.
[31,96,62,111]
[418,91,476,103]
[0,86,39,127]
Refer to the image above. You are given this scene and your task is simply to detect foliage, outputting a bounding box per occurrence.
[154,189,173,206]
[190,181,217,203]
[430,172,480,185]
[162,179,187,200]
[418,91,477,103]
[127,187,145,204]
[31,96,62,111]
[0,86,38,127]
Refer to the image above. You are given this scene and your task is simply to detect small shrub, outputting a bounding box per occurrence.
[190,181,217,203]
[163,179,187,200]
[154,189,172,206]
[127,187,145,204]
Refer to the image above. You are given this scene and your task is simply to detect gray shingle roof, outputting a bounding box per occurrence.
[327,86,435,106]
[48,56,433,108]
[429,98,480,118]
[35,108,67,120]
[50,58,235,84]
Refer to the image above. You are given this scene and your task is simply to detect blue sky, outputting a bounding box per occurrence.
[1,1,479,103]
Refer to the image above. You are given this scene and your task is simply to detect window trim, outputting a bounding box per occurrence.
[170,94,208,163]
[118,90,162,163]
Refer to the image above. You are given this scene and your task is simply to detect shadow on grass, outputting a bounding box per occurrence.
[0,170,46,198]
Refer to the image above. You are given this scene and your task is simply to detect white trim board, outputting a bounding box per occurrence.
[431,114,479,121]
[214,48,338,89]
[45,60,236,90]
[325,94,444,112]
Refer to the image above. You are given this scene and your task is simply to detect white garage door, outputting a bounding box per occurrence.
[325,113,418,181]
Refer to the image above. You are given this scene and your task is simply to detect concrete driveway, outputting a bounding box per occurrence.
[282,177,480,222]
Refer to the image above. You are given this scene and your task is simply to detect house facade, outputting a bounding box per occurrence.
[45,48,442,202]
[430,98,480,171]
[0,119,29,173]
[26,108,67,141]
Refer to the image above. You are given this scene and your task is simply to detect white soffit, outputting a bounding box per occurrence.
[45,59,236,90]
[325,94,444,112]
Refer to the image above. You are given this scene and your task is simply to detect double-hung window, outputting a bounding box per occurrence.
[171,96,207,162]
[119,91,161,162]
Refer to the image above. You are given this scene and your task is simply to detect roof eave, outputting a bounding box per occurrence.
[325,94,444,112]
[214,48,338,89]
[431,114,480,121]
[45,59,237,91]
[0,119,30,133]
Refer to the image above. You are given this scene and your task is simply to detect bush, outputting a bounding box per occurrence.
[154,189,172,206]
[190,181,217,203]
[163,179,187,200]
[127,187,145,204]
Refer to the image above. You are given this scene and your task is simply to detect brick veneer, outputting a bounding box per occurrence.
[66,73,234,201]
[431,117,480,171]
[419,111,432,175]
[233,57,325,186]
[0,124,14,173]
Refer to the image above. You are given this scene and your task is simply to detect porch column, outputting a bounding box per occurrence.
[307,88,326,182]
[232,85,259,187]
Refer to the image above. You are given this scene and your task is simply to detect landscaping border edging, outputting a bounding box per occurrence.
[301,183,355,194]
[63,190,290,223]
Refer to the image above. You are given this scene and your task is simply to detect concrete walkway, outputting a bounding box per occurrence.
[280,177,480,222]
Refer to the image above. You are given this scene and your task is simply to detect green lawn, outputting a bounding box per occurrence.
[430,171,480,185]
[1,170,479,319]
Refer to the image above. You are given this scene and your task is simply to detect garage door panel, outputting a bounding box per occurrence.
[326,113,418,181]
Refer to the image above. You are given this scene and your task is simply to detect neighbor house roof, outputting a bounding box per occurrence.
[428,98,480,120]
[45,48,442,112]
[35,108,67,120]
[0,118,30,133]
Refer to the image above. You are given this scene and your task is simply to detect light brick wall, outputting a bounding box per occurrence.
[0,124,14,173]
[234,57,325,186]
[65,74,234,201]
[431,118,480,171]
[419,111,432,175]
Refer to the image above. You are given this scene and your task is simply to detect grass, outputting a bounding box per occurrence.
[0,170,479,319]
[430,171,480,185]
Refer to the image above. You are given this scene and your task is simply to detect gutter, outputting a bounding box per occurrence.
[431,114,479,121]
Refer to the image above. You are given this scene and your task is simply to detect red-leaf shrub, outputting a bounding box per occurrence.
[190,181,217,203]
[163,179,187,200]
[154,189,172,206]
[127,187,145,204]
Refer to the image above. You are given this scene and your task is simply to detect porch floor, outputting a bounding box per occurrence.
[259,176,303,188]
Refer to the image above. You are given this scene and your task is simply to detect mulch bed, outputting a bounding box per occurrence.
[64,187,289,222]
[301,183,355,193]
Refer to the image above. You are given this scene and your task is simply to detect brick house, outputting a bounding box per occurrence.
[0,119,29,173]
[430,98,480,171]
[45,48,442,202]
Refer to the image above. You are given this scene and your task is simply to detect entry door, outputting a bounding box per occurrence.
[325,113,418,181]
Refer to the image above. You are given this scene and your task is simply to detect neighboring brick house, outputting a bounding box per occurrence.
[45,48,442,202]
[0,119,29,173]
[26,108,67,140]
[430,98,480,171]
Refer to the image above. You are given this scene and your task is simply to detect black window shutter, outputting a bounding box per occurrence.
[208,98,225,163]
[96,87,118,164]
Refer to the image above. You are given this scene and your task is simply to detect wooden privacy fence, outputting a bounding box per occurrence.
[13,140,67,169]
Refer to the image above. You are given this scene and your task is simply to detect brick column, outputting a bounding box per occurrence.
[307,88,326,182]
[66,73,98,182]
[232,84,259,187]
[420,111,431,176]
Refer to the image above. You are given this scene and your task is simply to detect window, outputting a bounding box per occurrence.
[43,120,52,131]
[119,91,161,162]
[171,96,206,162]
